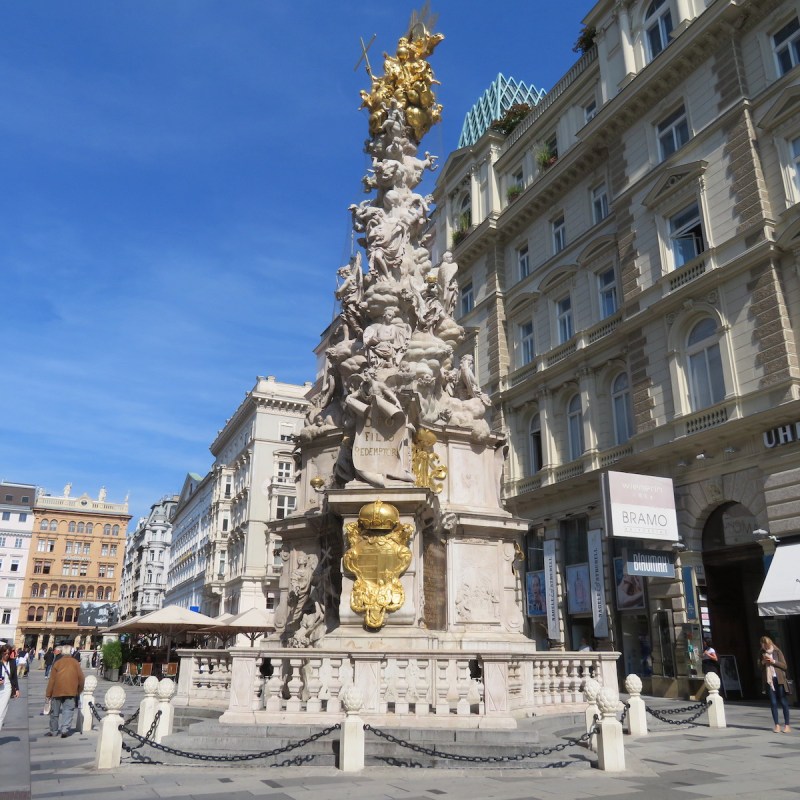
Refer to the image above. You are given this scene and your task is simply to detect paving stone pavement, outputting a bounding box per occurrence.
[2,667,799,799]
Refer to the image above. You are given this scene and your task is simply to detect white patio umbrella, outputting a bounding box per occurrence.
[108,605,219,652]
[216,607,274,647]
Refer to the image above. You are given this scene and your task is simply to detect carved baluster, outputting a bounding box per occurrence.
[285,657,303,713]
[414,659,430,716]
[306,657,323,713]
[559,659,570,703]
[435,658,449,715]
[265,664,283,714]
[456,659,470,715]
[395,658,409,715]
[327,657,342,714]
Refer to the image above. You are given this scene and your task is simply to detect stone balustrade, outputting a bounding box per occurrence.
[173,647,618,727]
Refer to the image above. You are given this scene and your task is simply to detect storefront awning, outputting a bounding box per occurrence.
[757,542,800,617]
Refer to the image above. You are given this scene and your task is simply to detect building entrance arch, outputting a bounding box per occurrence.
[700,502,764,699]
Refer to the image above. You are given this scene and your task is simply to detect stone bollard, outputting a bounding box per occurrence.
[95,685,126,769]
[596,687,626,772]
[339,685,365,772]
[624,674,648,737]
[582,677,600,751]
[154,678,176,743]
[137,676,160,737]
[704,672,726,729]
[80,675,98,733]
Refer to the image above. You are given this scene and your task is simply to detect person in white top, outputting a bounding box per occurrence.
[0,645,21,732]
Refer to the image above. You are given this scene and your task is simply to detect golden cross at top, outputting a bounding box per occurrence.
[354,33,377,76]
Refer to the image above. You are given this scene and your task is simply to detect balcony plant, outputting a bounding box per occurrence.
[535,142,557,171]
[507,184,523,202]
[573,25,597,54]
[490,102,533,137]
[452,211,471,247]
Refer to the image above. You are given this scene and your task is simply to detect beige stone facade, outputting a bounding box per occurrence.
[17,487,130,650]
[433,0,800,697]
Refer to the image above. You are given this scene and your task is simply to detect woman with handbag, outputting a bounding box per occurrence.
[0,644,21,733]
[759,636,791,733]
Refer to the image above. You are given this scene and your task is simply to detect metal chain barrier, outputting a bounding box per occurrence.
[88,701,104,722]
[116,721,341,764]
[619,702,629,724]
[87,701,139,727]
[645,700,710,726]
[363,723,597,764]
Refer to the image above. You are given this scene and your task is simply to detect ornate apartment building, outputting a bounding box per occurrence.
[433,0,800,698]
[119,495,178,619]
[206,375,310,618]
[17,485,130,649]
[0,482,35,645]
[162,376,310,623]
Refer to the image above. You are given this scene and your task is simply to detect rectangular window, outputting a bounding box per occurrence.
[21,496,29,504]
[276,461,293,482]
[275,496,296,521]
[647,5,673,60]
[99,565,106,577]
[1,609,10,625]
[598,267,618,318]
[3,495,10,502]
[557,296,574,343]
[519,321,535,367]
[266,593,276,610]
[670,202,705,267]
[790,135,800,198]
[774,17,800,76]
[37,539,47,553]
[657,105,690,161]
[584,99,597,122]
[222,517,229,532]
[83,543,91,555]
[107,565,115,578]
[561,517,589,565]
[19,512,27,523]
[1,512,9,521]
[101,544,109,557]
[10,558,19,573]
[110,545,117,557]
[79,563,87,577]
[225,481,232,498]
[5,584,15,599]
[47,539,55,552]
[70,564,78,576]
[552,215,566,253]
[592,183,609,224]
[460,282,474,315]
[518,244,530,280]
[0,537,4,547]
[65,541,73,554]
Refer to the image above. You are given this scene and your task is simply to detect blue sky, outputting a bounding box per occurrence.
[1,0,593,527]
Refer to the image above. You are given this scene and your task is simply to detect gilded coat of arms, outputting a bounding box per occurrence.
[344,500,414,629]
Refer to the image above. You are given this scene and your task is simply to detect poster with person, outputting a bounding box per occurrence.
[525,571,546,616]
[614,557,646,610]
[566,563,591,614]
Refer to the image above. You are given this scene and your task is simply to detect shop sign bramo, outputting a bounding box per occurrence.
[602,471,679,542]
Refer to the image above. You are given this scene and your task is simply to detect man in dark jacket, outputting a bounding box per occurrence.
[43,647,55,677]
[45,646,84,737]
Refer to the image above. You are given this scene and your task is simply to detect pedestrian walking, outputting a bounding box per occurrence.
[45,646,84,738]
[0,644,21,733]
[43,647,54,677]
[702,638,720,676]
[759,636,791,733]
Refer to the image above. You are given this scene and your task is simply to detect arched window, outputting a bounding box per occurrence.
[103,524,111,535]
[59,584,68,598]
[65,608,73,623]
[529,414,543,475]
[31,583,39,598]
[56,607,64,622]
[112,525,120,535]
[27,605,36,621]
[40,519,49,531]
[612,372,634,445]
[567,394,585,461]
[41,584,49,598]
[97,585,104,598]
[687,318,725,411]
[35,606,44,621]
[50,584,57,597]
[77,586,85,599]
[68,585,76,599]
[87,587,94,599]
[86,523,93,534]
[105,587,113,600]
[77,522,85,533]
[68,521,76,533]
[49,520,57,531]
[645,0,673,60]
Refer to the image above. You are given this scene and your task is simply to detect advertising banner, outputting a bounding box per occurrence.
[543,539,560,640]
[77,602,119,628]
[525,571,546,617]
[588,529,609,637]
[602,470,679,542]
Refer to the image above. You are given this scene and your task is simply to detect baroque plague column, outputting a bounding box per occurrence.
[273,12,528,652]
